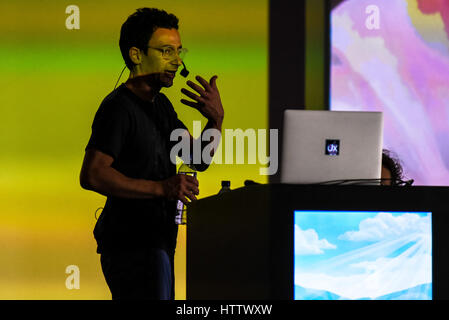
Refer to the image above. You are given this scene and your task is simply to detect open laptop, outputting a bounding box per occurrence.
[280,110,383,184]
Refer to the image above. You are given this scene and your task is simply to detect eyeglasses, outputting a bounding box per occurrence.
[147,46,188,60]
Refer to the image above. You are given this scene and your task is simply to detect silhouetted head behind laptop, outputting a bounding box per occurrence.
[381,149,412,186]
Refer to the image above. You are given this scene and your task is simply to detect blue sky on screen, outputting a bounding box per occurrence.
[294,211,432,299]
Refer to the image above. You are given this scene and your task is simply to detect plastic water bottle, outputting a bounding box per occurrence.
[218,180,231,194]
[175,162,197,225]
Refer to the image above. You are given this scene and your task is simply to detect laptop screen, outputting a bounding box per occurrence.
[281,110,383,184]
[294,210,432,300]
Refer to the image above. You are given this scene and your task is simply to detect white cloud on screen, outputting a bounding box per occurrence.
[295,225,336,255]
[295,235,432,299]
[338,212,431,242]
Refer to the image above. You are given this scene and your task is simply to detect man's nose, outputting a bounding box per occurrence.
[173,55,182,66]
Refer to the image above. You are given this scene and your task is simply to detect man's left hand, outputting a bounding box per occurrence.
[180,75,224,125]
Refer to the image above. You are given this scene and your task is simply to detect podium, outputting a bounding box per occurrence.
[187,184,449,300]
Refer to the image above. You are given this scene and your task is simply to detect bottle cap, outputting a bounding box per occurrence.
[221,180,230,187]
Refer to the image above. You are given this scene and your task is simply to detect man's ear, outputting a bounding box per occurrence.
[129,47,142,66]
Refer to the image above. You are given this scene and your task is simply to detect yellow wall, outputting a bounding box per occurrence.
[0,0,268,299]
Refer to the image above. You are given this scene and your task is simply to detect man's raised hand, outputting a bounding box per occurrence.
[180,75,224,125]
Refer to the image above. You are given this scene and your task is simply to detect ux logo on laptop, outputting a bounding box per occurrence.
[325,139,340,156]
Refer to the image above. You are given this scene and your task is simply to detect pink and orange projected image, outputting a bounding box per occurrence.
[331,0,449,185]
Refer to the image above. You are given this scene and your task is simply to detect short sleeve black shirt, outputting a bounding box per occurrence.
[86,83,187,254]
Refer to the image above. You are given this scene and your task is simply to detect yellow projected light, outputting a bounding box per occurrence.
[0,1,268,299]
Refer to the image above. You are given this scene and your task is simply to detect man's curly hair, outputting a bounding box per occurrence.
[382,149,404,185]
[119,8,179,71]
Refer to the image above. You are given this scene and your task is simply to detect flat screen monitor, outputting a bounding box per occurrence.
[294,210,432,300]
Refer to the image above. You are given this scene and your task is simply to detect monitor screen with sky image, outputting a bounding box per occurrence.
[294,210,432,300]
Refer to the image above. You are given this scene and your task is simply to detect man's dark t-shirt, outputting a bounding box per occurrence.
[86,83,187,255]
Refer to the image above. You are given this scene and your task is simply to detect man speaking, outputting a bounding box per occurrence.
[80,8,224,300]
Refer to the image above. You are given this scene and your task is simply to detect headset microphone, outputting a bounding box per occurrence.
[114,66,127,90]
[114,61,189,90]
[180,61,189,78]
